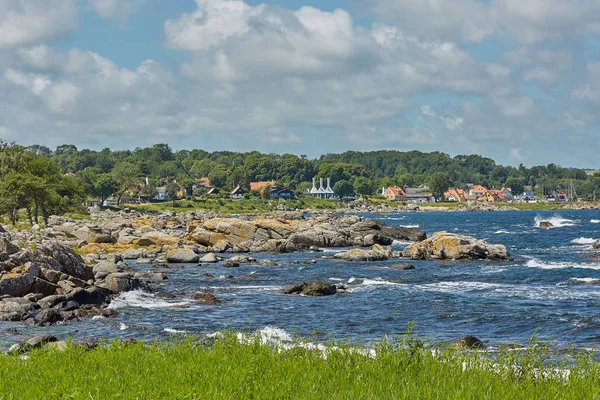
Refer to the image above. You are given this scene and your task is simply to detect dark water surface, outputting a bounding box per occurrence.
[4,210,600,349]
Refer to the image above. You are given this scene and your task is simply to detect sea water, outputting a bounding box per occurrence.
[3,209,600,350]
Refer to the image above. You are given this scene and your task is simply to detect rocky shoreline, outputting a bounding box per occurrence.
[0,208,510,331]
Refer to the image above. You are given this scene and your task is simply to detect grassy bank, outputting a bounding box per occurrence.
[1,335,599,399]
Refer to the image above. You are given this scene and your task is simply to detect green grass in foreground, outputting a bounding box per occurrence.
[0,335,599,399]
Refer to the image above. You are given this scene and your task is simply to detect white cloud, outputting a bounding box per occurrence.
[89,0,146,23]
[493,95,537,118]
[0,0,76,48]
[370,0,600,44]
[523,67,558,85]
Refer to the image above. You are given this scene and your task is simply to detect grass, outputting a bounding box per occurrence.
[0,334,599,399]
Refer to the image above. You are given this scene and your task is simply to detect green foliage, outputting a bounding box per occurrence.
[428,172,452,198]
[333,180,354,198]
[0,335,599,399]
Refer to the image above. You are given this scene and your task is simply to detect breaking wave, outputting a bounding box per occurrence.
[109,290,192,310]
[571,238,598,245]
[534,215,576,228]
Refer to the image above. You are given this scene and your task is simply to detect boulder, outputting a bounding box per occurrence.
[104,273,137,293]
[200,253,219,263]
[402,232,510,261]
[192,293,221,304]
[333,244,393,262]
[15,243,93,281]
[0,237,19,255]
[0,273,35,297]
[301,282,337,296]
[391,264,415,270]
[9,334,58,354]
[222,260,240,268]
[92,261,124,274]
[166,249,199,263]
[455,336,485,349]
[70,287,108,306]
[121,248,146,259]
[282,282,306,294]
[538,221,553,228]
[34,308,61,326]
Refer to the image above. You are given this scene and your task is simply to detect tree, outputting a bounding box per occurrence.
[92,174,119,206]
[208,166,229,189]
[354,177,375,197]
[112,161,140,204]
[333,180,353,199]
[165,183,180,206]
[427,172,452,199]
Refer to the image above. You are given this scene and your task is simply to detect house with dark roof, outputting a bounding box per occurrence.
[404,187,436,203]
[231,185,245,199]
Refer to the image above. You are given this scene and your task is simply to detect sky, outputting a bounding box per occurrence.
[0,0,599,167]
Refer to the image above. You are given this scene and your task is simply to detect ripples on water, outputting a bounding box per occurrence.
[3,210,600,350]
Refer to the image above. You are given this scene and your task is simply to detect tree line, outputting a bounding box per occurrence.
[2,141,599,220]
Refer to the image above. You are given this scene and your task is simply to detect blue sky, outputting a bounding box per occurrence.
[0,0,599,167]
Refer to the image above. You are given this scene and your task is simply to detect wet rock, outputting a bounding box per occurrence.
[34,308,61,325]
[101,309,118,318]
[9,334,59,354]
[203,272,214,278]
[282,282,306,294]
[155,291,176,299]
[70,286,109,306]
[455,336,485,349]
[223,259,240,268]
[192,293,221,304]
[55,300,79,312]
[403,232,510,261]
[103,273,136,293]
[539,221,553,228]
[259,259,278,267]
[200,253,219,263]
[229,255,257,264]
[38,294,69,309]
[391,264,415,270]
[301,282,337,296]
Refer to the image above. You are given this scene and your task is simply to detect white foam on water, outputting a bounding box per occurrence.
[361,278,403,286]
[592,220,600,224]
[534,214,577,228]
[108,290,191,310]
[164,328,186,334]
[119,323,129,331]
[526,258,600,270]
[568,278,600,284]
[571,237,598,245]
[494,230,511,234]
[392,240,411,245]
[328,277,344,282]
[400,224,420,228]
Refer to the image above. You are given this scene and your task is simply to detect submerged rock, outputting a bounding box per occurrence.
[402,232,510,261]
[539,221,553,228]
[455,336,485,349]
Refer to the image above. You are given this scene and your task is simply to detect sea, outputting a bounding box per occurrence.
[3,210,600,350]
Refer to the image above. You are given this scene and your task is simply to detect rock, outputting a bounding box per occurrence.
[121,248,146,260]
[0,237,19,255]
[538,221,553,228]
[200,253,219,263]
[133,238,155,247]
[223,260,240,268]
[301,282,337,296]
[55,300,79,312]
[38,294,69,309]
[455,336,485,349]
[72,286,109,305]
[26,334,59,348]
[402,232,510,261]
[192,293,221,304]
[391,264,415,270]
[104,273,136,293]
[594,243,600,250]
[0,273,35,297]
[15,243,93,281]
[92,261,124,274]
[333,244,393,262]
[229,255,257,264]
[166,249,199,263]
[155,291,176,299]
[282,282,306,294]
[259,259,278,267]
[34,308,61,325]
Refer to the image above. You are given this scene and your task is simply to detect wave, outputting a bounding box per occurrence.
[400,225,420,228]
[526,258,600,270]
[568,278,600,285]
[534,214,577,228]
[108,290,192,310]
[571,237,598,245]
[392,240,412,245]
[164,328,186,334]
[592,220,600,224]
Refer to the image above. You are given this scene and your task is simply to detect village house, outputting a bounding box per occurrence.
[404,187,436,203]
[444,188,467,202]
[231,185,245,199]
[383,186,406,201]
[250,181,276,192]
[308,177,336,199]
[467,185,488,201]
